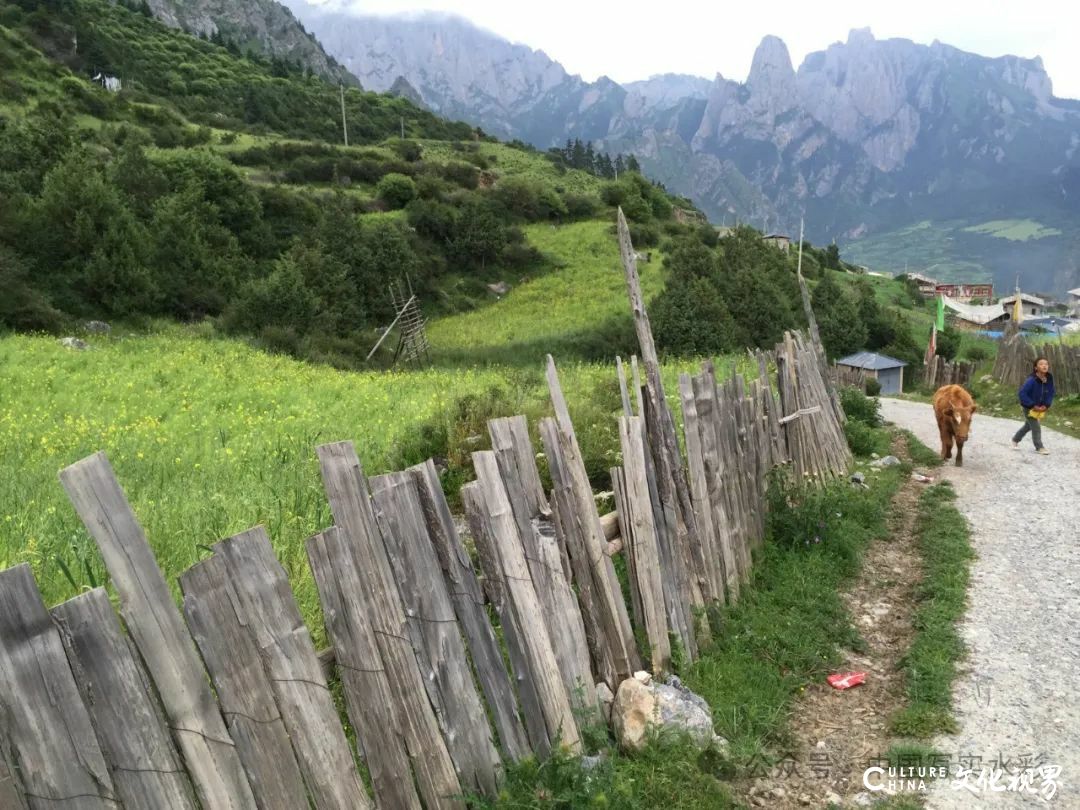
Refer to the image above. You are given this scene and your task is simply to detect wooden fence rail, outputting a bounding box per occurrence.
[0,210,851,810]
[994,329,1080,396]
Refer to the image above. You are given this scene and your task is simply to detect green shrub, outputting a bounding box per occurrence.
[964,345,989,363]
[840,385,882,426]
[627,221,661,248]
[562,192,599,220]
[439,161,479,189]
[844,419,887,457]
[389,138,422,161]
[935,326,961,361]
[493,176,567,222]
[376,172,417,209]
[865,377,882,396]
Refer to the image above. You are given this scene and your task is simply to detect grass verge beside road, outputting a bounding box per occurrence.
[891,480,974,737]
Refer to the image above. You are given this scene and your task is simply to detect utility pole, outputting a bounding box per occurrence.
[339,84,349,147]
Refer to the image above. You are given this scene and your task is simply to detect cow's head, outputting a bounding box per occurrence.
[946,401,977,442]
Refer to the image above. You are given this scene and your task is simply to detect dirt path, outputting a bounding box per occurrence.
[880,398,1080,807]
[746,435,925,808]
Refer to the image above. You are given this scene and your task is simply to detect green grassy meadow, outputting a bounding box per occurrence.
[429,221,667,365]
[961,219,1061,241]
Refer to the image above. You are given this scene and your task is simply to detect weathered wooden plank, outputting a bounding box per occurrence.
[610,468,642,630]
[0,564,115,810]
[630,355,645,417]
[470,452,581,752]
[678,373,724,605]
[692,371,740,601]
[617,418,672,674]
[58,453,257,810]
[637,402,697,658]
[543,358,639,682]
[307,527,421,810]
[315,442,463,810]
[0,738,28,810]
[617,208,706,633]
[211,528,372,810]
[462,482,550,758]
[369,472,503,798]
[410,460,531,762]
[52,588,197,810]
[488,416,595,713]
[543,446,617,691]
[616,356,633,417]
[179,554,309,810]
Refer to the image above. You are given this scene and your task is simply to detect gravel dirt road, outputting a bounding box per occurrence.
[880,398,1080,807]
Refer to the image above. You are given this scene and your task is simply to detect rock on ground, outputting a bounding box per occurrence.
[881,398,1080,808]
[611,674,722,752]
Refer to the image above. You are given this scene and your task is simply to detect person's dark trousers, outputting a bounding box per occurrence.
[1013,408,1044,450]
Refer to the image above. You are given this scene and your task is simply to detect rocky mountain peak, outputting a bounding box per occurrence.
[846,27,875,46]
[747,35,795,94]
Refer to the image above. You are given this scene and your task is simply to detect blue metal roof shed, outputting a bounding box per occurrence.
[835,352,908,395]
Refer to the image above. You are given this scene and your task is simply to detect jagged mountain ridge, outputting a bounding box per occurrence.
[281,4,1080,292]
[147,0,358,84]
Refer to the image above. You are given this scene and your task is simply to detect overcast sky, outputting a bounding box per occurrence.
[322,0,1080,99]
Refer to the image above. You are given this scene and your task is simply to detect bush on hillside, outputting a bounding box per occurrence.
[376,172,417,209]
[964,345,989,363]
[493,176,567,222]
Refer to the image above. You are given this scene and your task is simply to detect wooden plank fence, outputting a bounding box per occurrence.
[994,328,1080,396]
[924,356,975,389]
[0,207,852,809]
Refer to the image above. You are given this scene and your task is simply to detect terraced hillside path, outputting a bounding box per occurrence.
[880,398,1080,807]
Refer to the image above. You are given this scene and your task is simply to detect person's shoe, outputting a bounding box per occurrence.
[1037,447,1050,455]
[1011,441,1020,450]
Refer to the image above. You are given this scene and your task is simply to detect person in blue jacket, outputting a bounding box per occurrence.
[1011,357,1055,454]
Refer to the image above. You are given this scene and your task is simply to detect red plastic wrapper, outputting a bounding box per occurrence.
[827,672,866,690]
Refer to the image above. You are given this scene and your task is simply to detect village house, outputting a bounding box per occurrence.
[935,282,994,303]
[999,292,1046,318]
[762,233,791,252]
[1067,287,1080,317]
[904,272,939,297]
[835,352,907,395]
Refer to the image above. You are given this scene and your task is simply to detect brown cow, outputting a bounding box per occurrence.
[933,384,977,467]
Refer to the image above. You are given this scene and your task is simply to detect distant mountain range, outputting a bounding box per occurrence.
[176,0,1080,295]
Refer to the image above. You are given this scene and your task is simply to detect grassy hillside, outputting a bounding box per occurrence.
[1,0,706,371]
[429,220,667,365]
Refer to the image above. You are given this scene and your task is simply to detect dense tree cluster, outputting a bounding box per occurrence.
[653,228,924,366]
[548,139,640,180]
